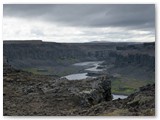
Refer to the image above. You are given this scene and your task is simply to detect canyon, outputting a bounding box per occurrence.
[3,40,155,116]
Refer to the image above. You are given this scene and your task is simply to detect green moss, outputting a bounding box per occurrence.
[111,76,154,95]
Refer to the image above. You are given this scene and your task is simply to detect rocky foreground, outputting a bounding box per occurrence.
[3,63,155,116]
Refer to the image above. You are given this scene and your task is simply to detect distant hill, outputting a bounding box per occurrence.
[3,40,43,44]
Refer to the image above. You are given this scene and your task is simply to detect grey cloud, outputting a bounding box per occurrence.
[3,4,155,30]
[30,28,44,36]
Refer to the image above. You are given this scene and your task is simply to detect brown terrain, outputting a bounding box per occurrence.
[3,62,155,116]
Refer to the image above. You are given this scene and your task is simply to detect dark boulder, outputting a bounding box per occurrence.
[76,76,112,107]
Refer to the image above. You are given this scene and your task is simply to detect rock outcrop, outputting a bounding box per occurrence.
[75,76,111,107]
[76,84,155,116]
[3,63,112,116]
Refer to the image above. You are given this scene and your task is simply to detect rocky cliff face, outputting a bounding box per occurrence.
[107,42,155,70]
[3,41,112,68]
[3,41,155,70]
[109,52,155,71]
[3,41,88,68]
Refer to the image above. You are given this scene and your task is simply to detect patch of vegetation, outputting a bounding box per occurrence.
[101,109,129,116]
[23,65,84,76]
[111,76,154,95]
[56,57,79,65]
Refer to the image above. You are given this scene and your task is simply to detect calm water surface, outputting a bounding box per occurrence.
[64,61,103,80]
[112,94,128,100]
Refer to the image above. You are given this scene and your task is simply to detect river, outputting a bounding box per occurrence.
[112,94,128,100]
[63,61,128,100]
[64,61,104,80]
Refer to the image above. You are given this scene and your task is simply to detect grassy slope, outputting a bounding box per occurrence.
[107,64,155,95]
[23,65,85,76]
[111,76,154,95]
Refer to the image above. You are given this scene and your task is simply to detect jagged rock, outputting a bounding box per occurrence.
[98,76,112,101]
[87,72,103,77]
[76,84,155,116]
[76,76,111,107]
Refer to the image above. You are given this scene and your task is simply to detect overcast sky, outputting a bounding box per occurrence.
[3,4,155,43]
